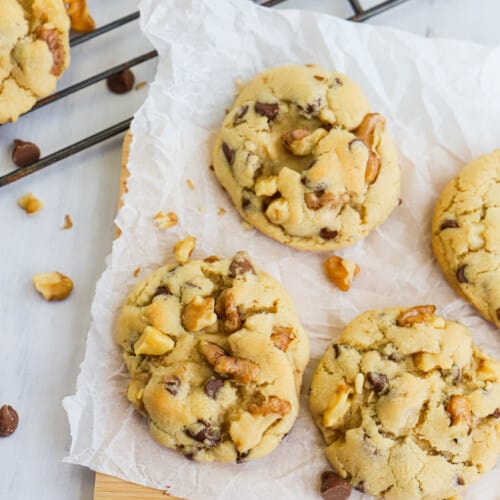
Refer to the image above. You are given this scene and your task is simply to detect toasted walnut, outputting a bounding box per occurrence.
[270,326,296,352]
[32,272,73,301]
[319,107,336,125]
[265,197,289,225]
[182,296,217,332]
[153,211,178,229]
[324,256,360,292]
[396,305,436,327]
[447,395,472,432]
[173,236,196,264]
[305,191,350,211]
[282,128,327,156]
[353,113,385,184]
[36,28,65,76]
[215,289,241,333]
[477,358,499,382]
[65,0,96,32]
[204,255,220,263]
[133,326,175,356]
[229,251,256,277]
[254,176,278,197]
[18,193,43,214]
[323,383,352,428]
[354,373,364,394]
[248,396,291,416]
[199,342,259,384]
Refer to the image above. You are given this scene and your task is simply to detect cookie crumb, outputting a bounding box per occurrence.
[153,211,178,229]
[33,272,73,301]
[186,179,195,190]
[61,214,73,230]
[324,256,360,292]
[217,208,226,216]
[133,267,141,278]
[135,81,147,91]
[18,193,43,214]
[174,236,196,264]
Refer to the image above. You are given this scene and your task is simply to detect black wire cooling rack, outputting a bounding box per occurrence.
[0,0,408,187]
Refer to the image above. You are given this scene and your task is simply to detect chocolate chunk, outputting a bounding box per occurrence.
[236,450,250,463]
[320,471,352,500]
[234,105,249,124]
[388,352,403,362]
[185,421,220,448]
[319,228,338,240]
[456,265,468,283]
[222,142,234,165]
[367,372,388,394]
[164,376,180,396]
[12,139,41,168]
[152,285,171,298]
[204,377,224,399]
[229,251,256,277]
[106,69,135,94]
[490,408,500,418]
[254,102,279,120]
[440,219,459,230]
[0,405,19,437]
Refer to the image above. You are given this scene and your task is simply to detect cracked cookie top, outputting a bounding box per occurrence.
[309,306,500,499]
[0,0,70,124]
[212,64,400,251]
[432,149,500,328]
[116,251,309,462]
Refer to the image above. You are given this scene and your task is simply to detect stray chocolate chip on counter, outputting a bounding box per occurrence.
[107,69,135,94]
[0,405,19,437]
[320,471,352,500]
[12,139,40,167]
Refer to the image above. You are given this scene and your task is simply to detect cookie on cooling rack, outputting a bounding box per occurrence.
[432,149,500,328]
[0,0,70,124]
[116,251,309,462]
[212,64,400,251]
[309,305,500,499]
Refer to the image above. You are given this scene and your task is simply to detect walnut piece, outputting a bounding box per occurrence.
[65,0,96,33]
[396,305,436,327]
[270,326,296,352]
[248,396,291,416]
[282,128,327,156]
[265,197,289,225]
[32,272,73,301]
[133,326,175,356]
[153,211,178,229]
[18,193,43,214]
[353,113,385,184]
[36,28,65,76]
[305,191,350,211]
[182,296,217,332]
[254,176,278,197]
[199,341,259,384]
[324,256,360,292]
[173,236,196,264]
[215,289,241,333]
[323,383,352,429]
[447,395,472,432]
[477,358,499,382]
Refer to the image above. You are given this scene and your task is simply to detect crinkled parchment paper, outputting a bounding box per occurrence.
[63,0,500,498]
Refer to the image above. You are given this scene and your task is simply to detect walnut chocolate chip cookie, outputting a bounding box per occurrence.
[212,64,400,251]
[310,306,500,499]
[432,150,500,328]
[0,0,70,124]
[116,251,309,462]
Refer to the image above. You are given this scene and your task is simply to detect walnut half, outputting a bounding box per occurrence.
[32,272,73,301]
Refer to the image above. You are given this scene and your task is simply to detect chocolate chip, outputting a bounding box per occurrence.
[234,105,249,124]
[490,408,500,418]
[152,285,171,298]
[0,405,19,437]
[333,344,341,358]
[229,251,256,277]
[254,102,279,120]
[319,228,338,240]
[106,69,135,94]
[204,377,224,399]
[164,376,180,396]
[367,372,388,394]
[440,219,459,230]
[12,139,41,168]
[457,476,465,486]
[354,481,365,492]
[398,198,403,206]
[456,265,468,283]
[236,450,250,463]
[222,142,234,165]
[241,197,251,210]
[320,471,352,500]
[185,421,220,448]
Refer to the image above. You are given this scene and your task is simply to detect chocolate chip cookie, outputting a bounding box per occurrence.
[0,0,70,124]
[212,64,400,251]
[310,306,500,499]
[432,150,500,328]
[117,251,309,462]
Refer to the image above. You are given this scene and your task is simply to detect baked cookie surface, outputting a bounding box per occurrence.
[212,64,400,251]
[0,0,70,124]
[117,251,309,462]
[432,150,500,328]
[309,306,500,499]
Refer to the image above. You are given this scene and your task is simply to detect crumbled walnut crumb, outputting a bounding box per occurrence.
[61,214,73,230]
[153,211,178,229]
[18,193,43,214]
[186,179,195,190]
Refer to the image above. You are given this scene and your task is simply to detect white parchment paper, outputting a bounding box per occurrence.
[63,0,500,498]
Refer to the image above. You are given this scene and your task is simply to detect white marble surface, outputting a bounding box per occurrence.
[0,1,498,499]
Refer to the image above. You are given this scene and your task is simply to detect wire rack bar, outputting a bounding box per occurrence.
[70,11,140,47]
[0,118,132,187]
[348,0,364,14]
[28,50,158,115]
[350,0,408,21]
